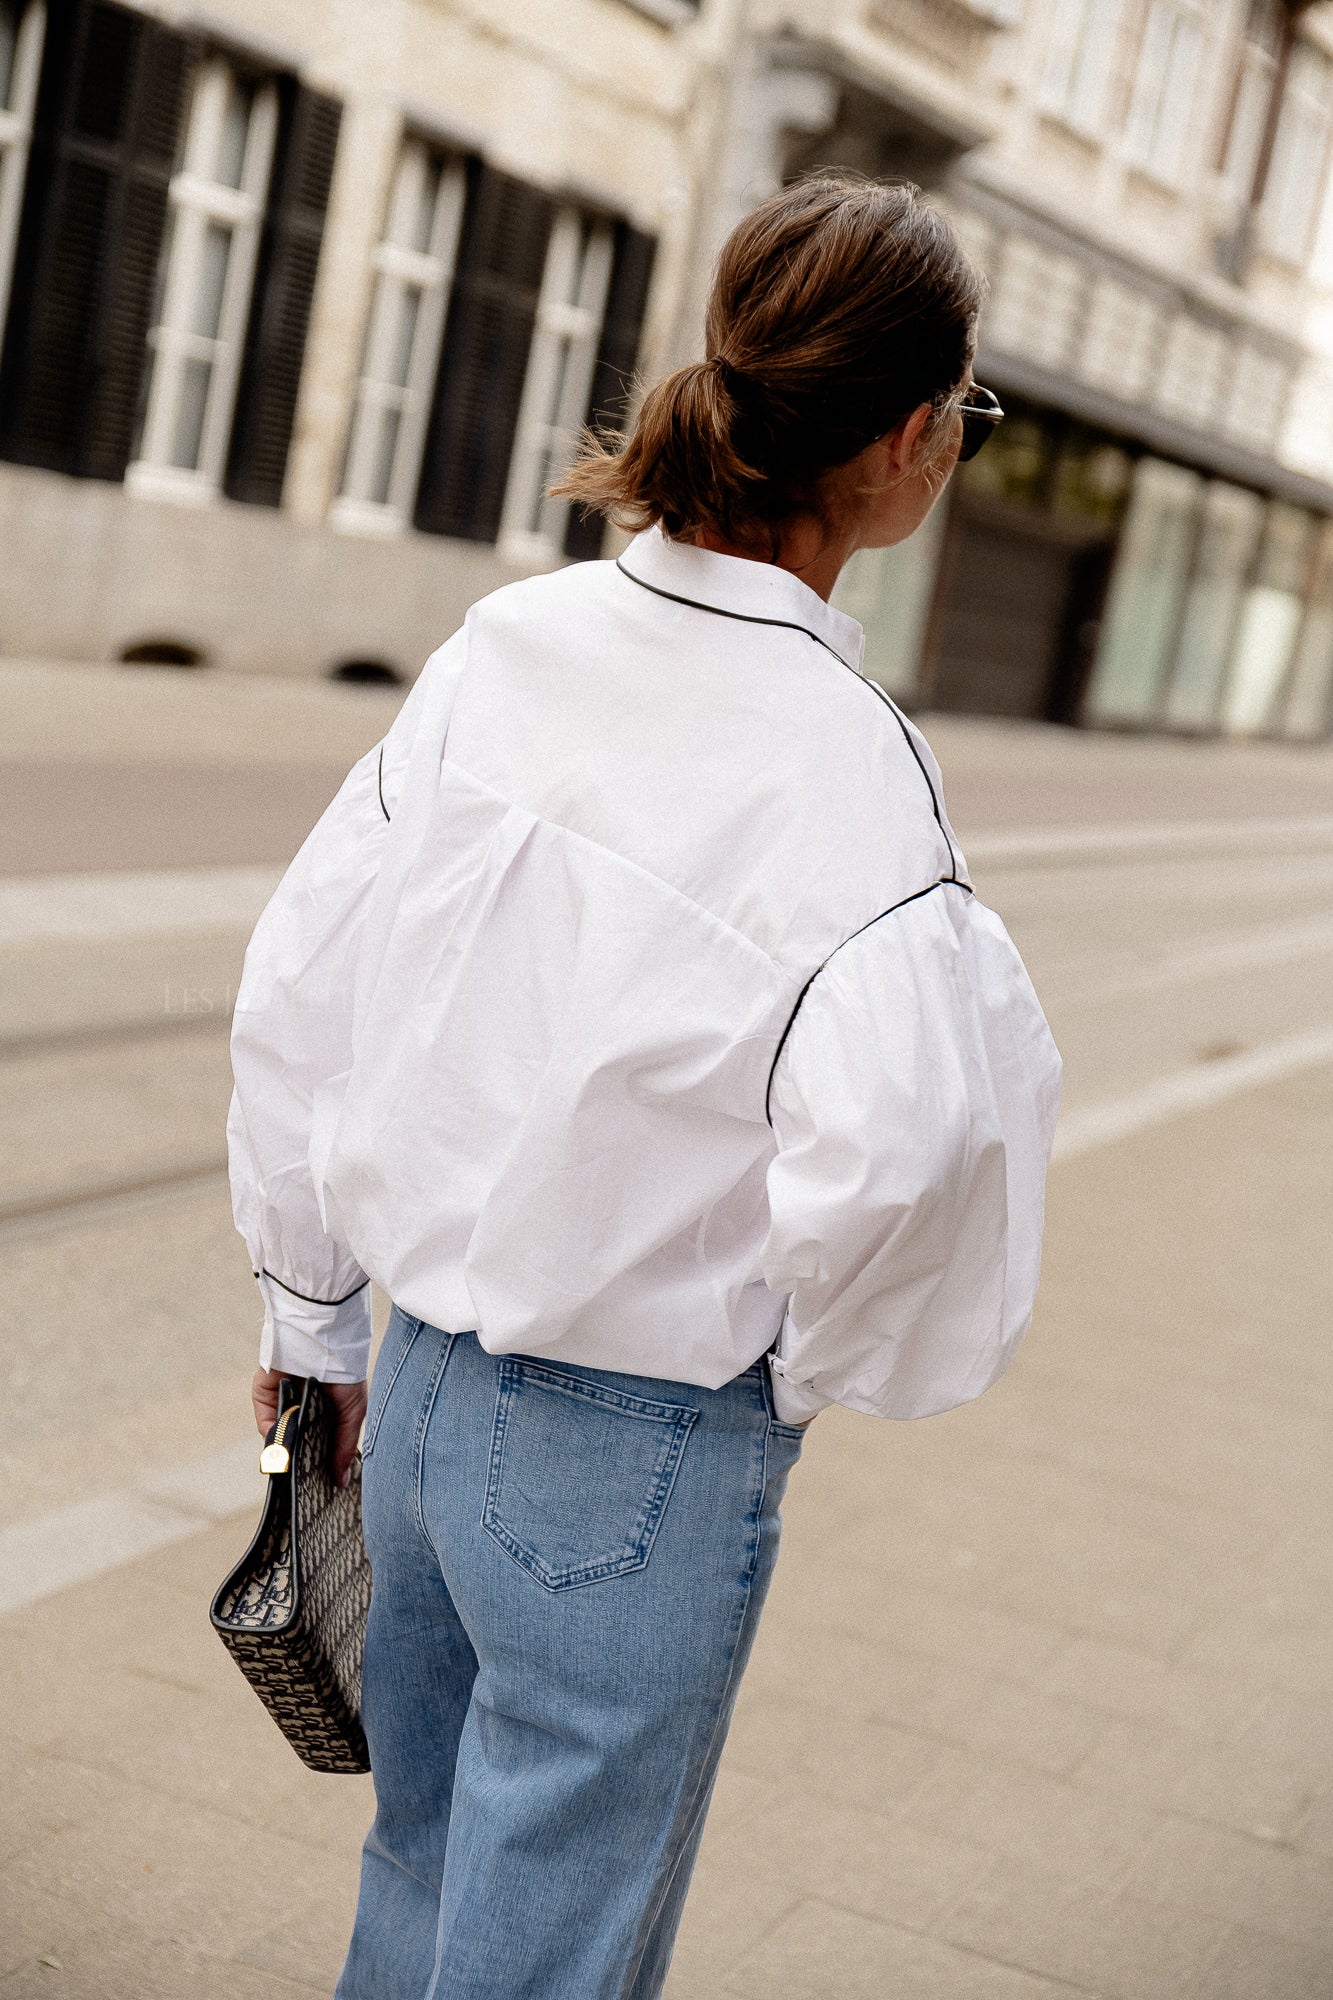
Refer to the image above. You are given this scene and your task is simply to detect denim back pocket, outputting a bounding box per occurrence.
[482,1358,698,1591]
[360,1310,422,1460]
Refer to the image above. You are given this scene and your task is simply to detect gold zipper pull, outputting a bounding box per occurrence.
[259,1403,299,1476]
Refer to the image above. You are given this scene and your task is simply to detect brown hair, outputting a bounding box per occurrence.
[558,173,984,548]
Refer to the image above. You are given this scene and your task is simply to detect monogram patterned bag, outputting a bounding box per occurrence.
[210,1377,373,1774]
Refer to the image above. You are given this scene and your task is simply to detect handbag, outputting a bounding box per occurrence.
[210,1376,373,1774]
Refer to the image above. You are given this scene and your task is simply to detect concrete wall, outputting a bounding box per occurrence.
[0,461,510,676]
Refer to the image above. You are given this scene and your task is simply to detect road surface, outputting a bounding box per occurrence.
[2,658,1332,1999]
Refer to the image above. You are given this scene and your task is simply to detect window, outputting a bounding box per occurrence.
[1219,0,1282,199]
[985,234,1085,371]
[0,1,340,499]
[1124,0,1205,182]
[1038,0,1123,133]
[1280,360,1333,483]
[333,140,465,533]
[1162,481,1264,730]
[498,206,614,564]
[412,161,656,558]
[1086,458,1205,725]
[1261,41,1333,265]
[1155,314,1229,429]
[1222,344,1289,453]
[128,58,276,500]
[0,0,192,480]
[831,500,947,698]
[1222,501,1317,730]
[0,0,43,342]
[223,84,342,508]
[1080,275,1161,400]
[1282,520,1333,737]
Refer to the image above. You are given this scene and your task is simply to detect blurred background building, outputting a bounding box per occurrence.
[1,0,1333,740]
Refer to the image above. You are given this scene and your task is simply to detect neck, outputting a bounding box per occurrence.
[691,521,855,603]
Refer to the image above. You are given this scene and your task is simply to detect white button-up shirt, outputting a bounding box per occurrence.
[229,527,1061,1424]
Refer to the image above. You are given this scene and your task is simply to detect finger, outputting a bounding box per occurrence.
[252,1372,281,1435]
[333,1407,365,1488]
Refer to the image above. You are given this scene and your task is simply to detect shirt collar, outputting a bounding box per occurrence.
[616,526,866,674]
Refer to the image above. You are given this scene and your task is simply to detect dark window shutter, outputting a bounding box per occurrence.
[0,0,190,479]
[224,82,341,507]
[563,219,656,561]
[413,161,554,543]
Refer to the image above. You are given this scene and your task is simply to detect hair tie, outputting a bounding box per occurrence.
[710,354,744,391]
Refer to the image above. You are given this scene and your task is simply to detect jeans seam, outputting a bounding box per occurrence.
[361,1315,422,1459]
[624,1419,770,1989]
[413,1332,455,1554]
[497,1355,698,1423]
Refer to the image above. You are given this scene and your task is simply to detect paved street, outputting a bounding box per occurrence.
[3,658,1333,1997]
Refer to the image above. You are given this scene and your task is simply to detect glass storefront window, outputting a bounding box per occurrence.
[1282,521,1333,738]
[1221,503,1317,732]
[958,410,1053,509]
[831,500,947,698]
[1085,458,1203,724]
[1051,432,1134,526]
[1162,482,1264,731]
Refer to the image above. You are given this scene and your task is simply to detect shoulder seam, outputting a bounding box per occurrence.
[616,556,964,884]
[764,877,974,1126]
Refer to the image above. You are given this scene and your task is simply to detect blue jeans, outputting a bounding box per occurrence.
[336,1309,805,2000]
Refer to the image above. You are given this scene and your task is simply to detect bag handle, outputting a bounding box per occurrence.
[258,1376,306,1475]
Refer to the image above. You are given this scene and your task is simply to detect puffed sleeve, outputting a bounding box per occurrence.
[761,883,1061,1424]
[227,634,463,1380]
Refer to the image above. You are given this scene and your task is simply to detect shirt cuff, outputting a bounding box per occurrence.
[768,1324,834,1425]
[256,1271,373,1382]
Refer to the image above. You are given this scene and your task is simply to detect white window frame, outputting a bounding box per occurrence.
[0,0,44,345]
[498,206,615,567]
[1079,274,1162,401]
[127,57,277,505]
[1038,0,1123,135]
[1155,314,1230,429]
[986,233,1085,371]
[1261,40,1333,266]
[331,140,466,536]
[1124,0,1207,185]
[1219,7,1281,200]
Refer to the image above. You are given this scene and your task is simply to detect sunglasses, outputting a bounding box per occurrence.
[958,384,1004,462]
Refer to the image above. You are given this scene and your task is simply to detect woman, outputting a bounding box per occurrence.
[231,173,1060,1999]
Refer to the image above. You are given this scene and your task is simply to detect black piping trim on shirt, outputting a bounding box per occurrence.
[377,744,390,823]
[616,556,855,668]
[764,877,972,1126]
[259,1268,372,1308]
[858,678,961,884]
[615,556,962,883]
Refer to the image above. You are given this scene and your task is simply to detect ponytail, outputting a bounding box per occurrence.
[556,174,983,548]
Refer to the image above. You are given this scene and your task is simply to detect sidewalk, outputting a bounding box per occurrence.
[4,1052,1333,1998]
[5,663,1333,1996]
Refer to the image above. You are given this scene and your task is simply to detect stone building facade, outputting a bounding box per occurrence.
[707,0,1333,739]
[0,0,743,677]
[2,0,1333,739]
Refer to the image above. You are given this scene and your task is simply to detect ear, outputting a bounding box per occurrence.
[884,402,934,477]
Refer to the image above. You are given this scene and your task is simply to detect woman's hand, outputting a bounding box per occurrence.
[252,1367,369,1488]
